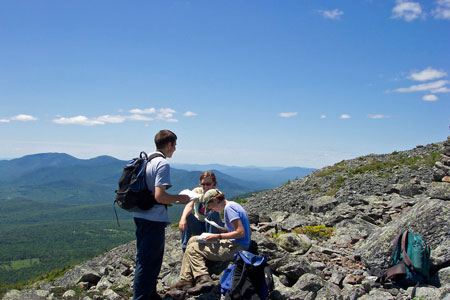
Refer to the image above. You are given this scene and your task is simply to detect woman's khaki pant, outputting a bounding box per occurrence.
[180,236,245,282]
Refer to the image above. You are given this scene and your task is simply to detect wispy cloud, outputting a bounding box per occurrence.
[128,114,153,121]
[11,114,38,121]
[129,108,156,114]
[320,114,327,119]
[433,0,450,19]
[0,119,10,123]
[184,111,198,117]
[431,87,450,93]
[394,80,449,92]
[96,115,126,123]
[156,108,177,122]
[340,114,351,119]
[53,107,179,126]
[408,67,447,81]
[422,94,438,101]
[392,0,423,21]
[368,114,389,119]
[317,9,344,20]
[278,112,298,118]
[53,116,104,126]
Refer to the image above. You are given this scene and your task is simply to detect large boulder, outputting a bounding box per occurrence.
[355,197,450,274]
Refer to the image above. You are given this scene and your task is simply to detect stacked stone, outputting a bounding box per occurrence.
[433,136,450,183]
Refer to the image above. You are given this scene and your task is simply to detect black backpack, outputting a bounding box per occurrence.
[114,151,165,214]
[221,251,274,300]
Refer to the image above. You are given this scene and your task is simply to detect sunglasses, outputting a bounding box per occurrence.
[200,182,213,186]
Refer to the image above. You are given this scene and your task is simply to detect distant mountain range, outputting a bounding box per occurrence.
[171,163,316,187]
[0,153,316,205]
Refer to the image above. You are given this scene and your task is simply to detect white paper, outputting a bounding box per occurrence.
[178,189,202,201]
[196,232,218,243]
[204,218,227,231]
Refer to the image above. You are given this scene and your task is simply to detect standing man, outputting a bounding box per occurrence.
[133,129,190,300]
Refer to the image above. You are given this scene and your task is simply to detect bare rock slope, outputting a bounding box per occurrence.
[3,137,450,300]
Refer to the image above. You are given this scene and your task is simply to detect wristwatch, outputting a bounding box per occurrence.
[218,234,222,240]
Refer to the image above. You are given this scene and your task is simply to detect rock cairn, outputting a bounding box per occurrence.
[434,136,450,183]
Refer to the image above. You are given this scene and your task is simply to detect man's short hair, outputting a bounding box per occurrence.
[155,130,177,150]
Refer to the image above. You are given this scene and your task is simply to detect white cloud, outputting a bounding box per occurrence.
[340,114,351,119]
[408,67,447,81]
[392,0,423,21]
[184,111,198,117]
[433,0,450,19]
[53,107,179,126]
[164,118,179,123]
[155,108,177,122]
[96,115,126,123]
[431,87,450,93]
[11,114,38,121]
[0,119,10,123]
[394,80,449,92]
[128,114,153,121]
[129,108,156,114]
[53,116,104,126]
[278,112,298,118]
[422,94,438,101]
[368,114,389,119]
[128,107,178,122]
[320,114,327,119]
[317,9,344,20]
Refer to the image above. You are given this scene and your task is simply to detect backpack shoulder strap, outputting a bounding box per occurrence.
[401,231,415,272]
[147,152,166,161]
[389,232,403,262]
[383,232,406,282]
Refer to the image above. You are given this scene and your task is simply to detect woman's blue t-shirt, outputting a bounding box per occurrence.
[224,201,251,249]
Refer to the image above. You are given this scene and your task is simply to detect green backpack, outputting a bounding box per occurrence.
[384,231,431,286]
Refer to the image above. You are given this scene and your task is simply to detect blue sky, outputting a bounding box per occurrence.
[0,0,449,168]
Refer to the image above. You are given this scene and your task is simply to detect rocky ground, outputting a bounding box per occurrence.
[3,137,450,300]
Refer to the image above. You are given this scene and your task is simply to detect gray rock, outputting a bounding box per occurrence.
[308,196,339,213]
[96,277,113,290]
[62,290,76,298]
[78,271,101,284]
[406,286,441,300]
[315,282,343,300]
[358,289,394,300]
[293,273,325,293]
[437,267,450,287]
[276,233,311,254]
[427,182,450,200]
[287,290,315,300]
[310,261,326,270]
[334,217,378,242]
[102,289,121,300]
[2,290,22,300]
[330,272,345,287]
[341,284,367,300]
[270,254,314,283]
[399,182,424,197]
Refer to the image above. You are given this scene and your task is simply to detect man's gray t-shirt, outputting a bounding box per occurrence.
[132,151,172,223]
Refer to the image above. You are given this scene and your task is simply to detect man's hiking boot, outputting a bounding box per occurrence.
[169,279,194,291]
[187,275,215,295]
[163,289,186,300]
[150,291,166,300]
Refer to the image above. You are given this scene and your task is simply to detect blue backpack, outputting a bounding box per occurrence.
[384,231,431,287]
[220,251,274,300]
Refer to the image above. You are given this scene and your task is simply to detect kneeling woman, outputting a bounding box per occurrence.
[171,188,251,294]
